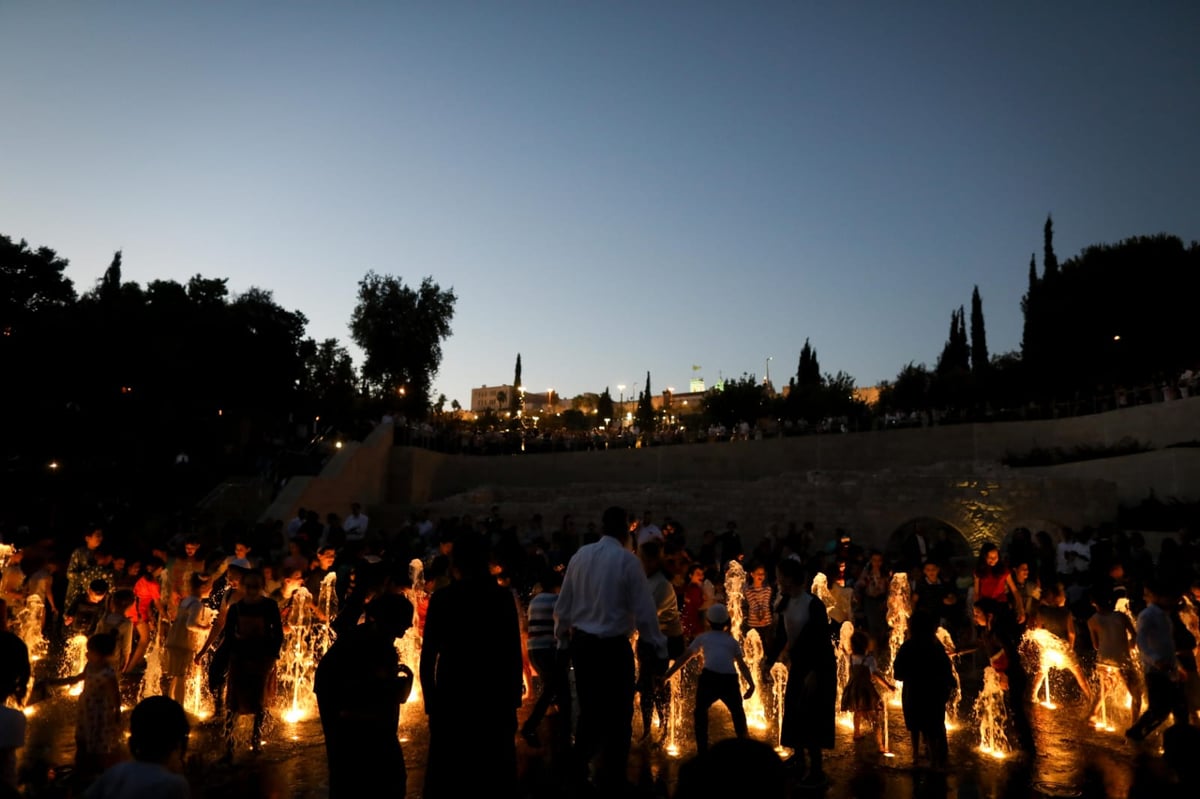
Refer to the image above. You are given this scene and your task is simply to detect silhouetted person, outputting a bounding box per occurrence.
[420,532,523,799]
[554,506,667,794]
[675,738,786,799]
[315,592,415,799]
[86,696,190,799]
[892,611,955,769]
[771,558,836,787]
[1126,580,1186,741]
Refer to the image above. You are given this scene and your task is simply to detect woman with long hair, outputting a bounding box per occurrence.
[973,543,1023,625]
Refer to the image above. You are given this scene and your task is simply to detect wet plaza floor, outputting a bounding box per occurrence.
[18,669,1158,799]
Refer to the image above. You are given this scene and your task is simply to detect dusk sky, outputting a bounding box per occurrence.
[2,2,1197,407]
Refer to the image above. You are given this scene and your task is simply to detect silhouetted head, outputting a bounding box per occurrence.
[602,506,628,542]
[129,696,190,763]
[365,592,414,641]
[675,738,785,799]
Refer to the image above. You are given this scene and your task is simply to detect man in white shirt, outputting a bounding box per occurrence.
[343,503,368,542]
[555,506,668,792]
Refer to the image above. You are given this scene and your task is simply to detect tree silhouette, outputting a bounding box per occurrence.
[1043,215,1059,278]
[512,353,524,415]
[0,234,76,336]
[349,271,456,411]
[596,388,614,422]
[970,286,989,378]
[636,371,655,432]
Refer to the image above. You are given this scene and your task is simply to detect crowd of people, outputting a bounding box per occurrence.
[0,506,1199,798]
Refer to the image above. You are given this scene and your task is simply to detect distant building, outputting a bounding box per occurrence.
[470,384,515,413]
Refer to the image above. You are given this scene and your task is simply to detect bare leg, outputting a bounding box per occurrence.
[129,621,151,670]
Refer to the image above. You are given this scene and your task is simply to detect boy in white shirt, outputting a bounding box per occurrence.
[664,604,755,752]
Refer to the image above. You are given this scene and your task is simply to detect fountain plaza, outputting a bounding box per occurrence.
[8,560,1174,798]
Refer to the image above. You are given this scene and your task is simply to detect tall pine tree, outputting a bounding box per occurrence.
[512,352,524,415]
[1043,215,1059,278]
[796,338,821,389]
[970,286,989,377]
[635,371,655,431]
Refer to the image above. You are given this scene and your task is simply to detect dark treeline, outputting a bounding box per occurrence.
[0,237,454,533]
[3,220,1198,531]
[702,219,1200,431]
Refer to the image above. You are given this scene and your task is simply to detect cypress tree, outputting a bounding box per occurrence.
[636,371,655,431]
[512,353,524,414]
[1043,215,1059,278]
[797,339,821,389]
[970,286,989,376]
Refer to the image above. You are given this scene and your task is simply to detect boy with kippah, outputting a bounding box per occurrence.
[664,604,755,753]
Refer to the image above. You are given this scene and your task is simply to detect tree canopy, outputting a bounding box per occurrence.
[349,271,457,410]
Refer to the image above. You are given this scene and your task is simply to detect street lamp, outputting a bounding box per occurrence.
[617,384,626,426]
[765,356,773,388]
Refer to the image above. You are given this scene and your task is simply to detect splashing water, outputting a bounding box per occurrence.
[16,594,48,664]
[1115,597,1149,714]
[811,572,833,610]
[724,561,746,641]
[409,559,426,607]
[835,621,855,730]
[403,559,427,730]
[936,626,962,726]
[770,662,791,758]
[975,666,1010,759]
[1092,663,1126,733]
[886,573,910,704]
[880,683,895,757]
[277,587,320,724]
[138,625,164,703]
[317,571,339,626]
[63,634,88,695]
[740,629,769,732]
[395,583,424,743]
[1021,627,1075,710]
[664,660,694,757]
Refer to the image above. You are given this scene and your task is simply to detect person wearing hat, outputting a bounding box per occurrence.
[663,603,755,753]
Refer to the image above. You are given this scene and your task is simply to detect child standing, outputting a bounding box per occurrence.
[129,558,166,672]
[1088,594,1141,724]
[221,571,282,760]
[664,604,755,753]
[841,630,895,749]
[40,632,122,781]
[892,611,956,769]
[164,573,213,707]
[97,589,136,675]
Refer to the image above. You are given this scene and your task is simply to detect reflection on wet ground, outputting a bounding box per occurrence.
[19,668,1154,798]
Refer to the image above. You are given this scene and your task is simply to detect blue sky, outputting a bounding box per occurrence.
[2,2,1197,405]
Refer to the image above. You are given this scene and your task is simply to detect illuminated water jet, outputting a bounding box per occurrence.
[975,666,1010,760]
[770,661,791,759]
